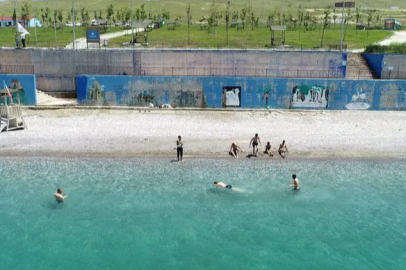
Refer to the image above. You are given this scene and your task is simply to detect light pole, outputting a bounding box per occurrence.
[72,0,76,49]
[339,0,345,52]
[52,0,57,45]
[226,0,230,47]
[32,0,38,46]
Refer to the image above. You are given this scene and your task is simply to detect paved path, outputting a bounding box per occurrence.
[375,30,406,46]
[65,28,144,49]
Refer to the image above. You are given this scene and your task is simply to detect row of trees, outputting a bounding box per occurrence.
[15,2,171,28]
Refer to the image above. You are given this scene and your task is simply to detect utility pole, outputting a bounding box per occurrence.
[226,0,230,47]
[339,0,345,52]
[52,0,57,45]
[32,0,38,46]
[187,3,190,45]
[131,0,134,40]
[14,0,18,47]
[72,0,76,49]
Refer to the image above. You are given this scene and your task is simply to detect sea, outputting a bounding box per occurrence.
[0,157,405,270]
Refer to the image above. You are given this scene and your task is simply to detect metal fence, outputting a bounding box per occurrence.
[0,65,34,74]
[1,64,406,80]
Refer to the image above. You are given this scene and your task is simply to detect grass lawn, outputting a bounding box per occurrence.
[0,26,126,48]
[108,25,392,49]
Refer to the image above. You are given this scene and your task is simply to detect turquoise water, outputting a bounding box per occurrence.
[0,158,405,270]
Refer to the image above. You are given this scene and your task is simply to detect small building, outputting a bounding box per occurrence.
[27,18,42,27]
[384,19,402,30]
[0,16,32,27]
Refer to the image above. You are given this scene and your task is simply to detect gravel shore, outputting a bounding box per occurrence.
[1,108,405,160]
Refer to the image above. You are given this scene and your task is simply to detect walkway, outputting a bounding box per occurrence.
[375,30,406,46]
[65,28,144,49]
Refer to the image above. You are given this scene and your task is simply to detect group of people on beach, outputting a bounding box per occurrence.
[229,134,288,159]
[52,135,293,204]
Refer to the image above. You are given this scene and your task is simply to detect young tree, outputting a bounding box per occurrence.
[94,10,97,20]
[21,2,30,26]
[12,8,16,23]
[332,8,337,29]
[67,10,72,22]
[57,10,63,30]
[140,4,147,20]
[106,4,114,23]
[98,10,103,20]
[320,7,331,47]
[40,8,45,29]
[116,8,122,23]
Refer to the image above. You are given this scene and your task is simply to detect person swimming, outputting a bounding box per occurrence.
[290,174,300,190]
[213,181,240,191]
[54,188,68,203]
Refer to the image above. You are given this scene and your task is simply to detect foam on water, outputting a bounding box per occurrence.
[0,158,405,270]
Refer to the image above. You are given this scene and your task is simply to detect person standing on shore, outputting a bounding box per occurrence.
[176,135,183,161]
[278,140,288,158]
[290,174,300,190]
[249,133,261,157]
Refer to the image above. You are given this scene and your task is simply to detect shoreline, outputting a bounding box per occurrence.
[1,108,405,161]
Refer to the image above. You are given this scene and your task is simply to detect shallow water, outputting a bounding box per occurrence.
[0,158,405,270]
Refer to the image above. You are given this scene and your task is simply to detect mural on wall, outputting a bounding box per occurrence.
[345,84,371,110]
[77,75,406,111]
[222,86,241,107]
[1,78,29,105]
[87,81,105,105]
[291,85,329,108]
[258,86,273,108]
[84,77,205,107]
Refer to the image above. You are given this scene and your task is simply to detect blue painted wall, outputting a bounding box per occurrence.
[77,75,406,111]
[362,54,384,78]
[0,75,37,105]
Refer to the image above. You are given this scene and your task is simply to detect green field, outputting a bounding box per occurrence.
[0,26,125,48]
[108,25,392,49]
[0,0,405,26]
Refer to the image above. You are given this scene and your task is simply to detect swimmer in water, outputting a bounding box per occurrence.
[54,188,68,203]
[290,174,300,190]
[213,181,240,191]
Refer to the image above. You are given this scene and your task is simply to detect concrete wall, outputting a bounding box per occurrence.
[0,49,346,93]
[0,74,37,105]
[77,75,406,111]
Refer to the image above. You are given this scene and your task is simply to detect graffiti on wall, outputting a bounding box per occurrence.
[0,79,28,105]
[222,86,241,107]
[77,75,406,110]
[291,85,329,108]
[345,85,371,110]
[258,86,273,107]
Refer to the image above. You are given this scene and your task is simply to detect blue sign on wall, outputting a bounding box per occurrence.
[0,75,37,105]
[76,75,406,111]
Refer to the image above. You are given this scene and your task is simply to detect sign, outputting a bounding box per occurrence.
[388,66,394,71]
[335,2,355,8]
[86,27,100,43]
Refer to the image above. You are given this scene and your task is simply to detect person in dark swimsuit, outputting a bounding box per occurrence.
[54,188,68,203]
[213,182,240,191]
[249,133,261,157]
[176,135,183,161]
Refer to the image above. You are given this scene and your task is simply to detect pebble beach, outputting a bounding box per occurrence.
[1,108,405,159]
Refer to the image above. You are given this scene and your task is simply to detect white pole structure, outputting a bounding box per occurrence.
[14,0,18,47]
[32,1,38,46]
[51,0,57,45]
[339,0,345,52]
[72,0,76,49]
[131,0,134,40]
